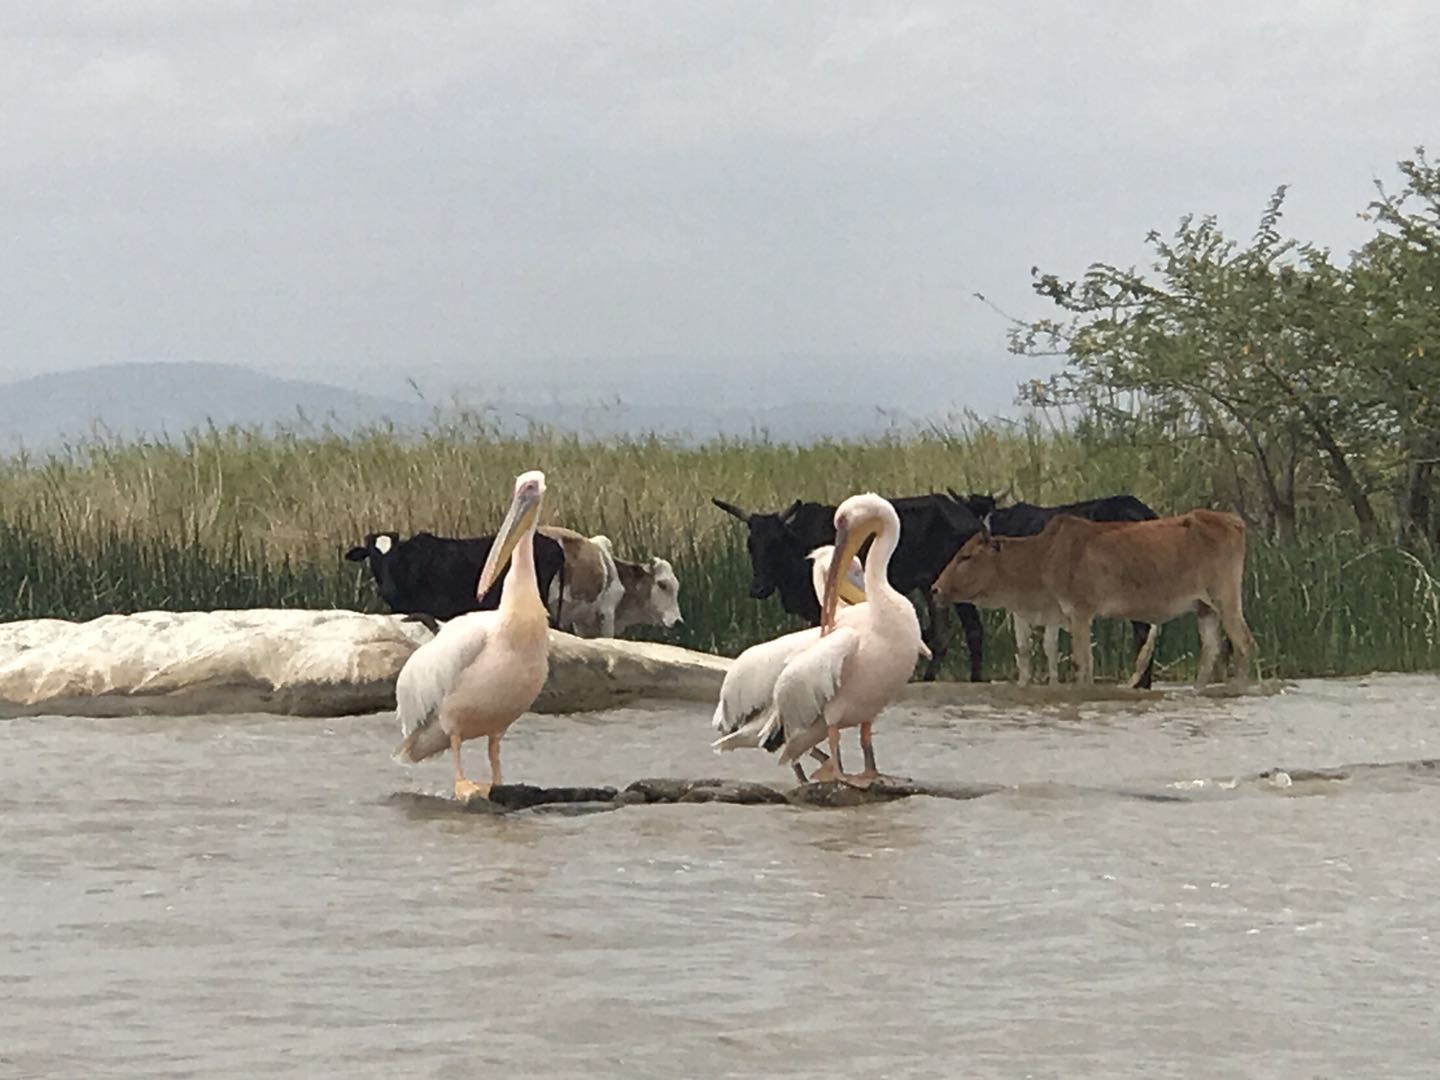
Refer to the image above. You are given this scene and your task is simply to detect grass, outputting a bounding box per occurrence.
[1,416,1436,681]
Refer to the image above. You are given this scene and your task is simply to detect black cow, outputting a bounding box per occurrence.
[951,490,1161,687]
[344,530,567,627]
[712,494,988,682]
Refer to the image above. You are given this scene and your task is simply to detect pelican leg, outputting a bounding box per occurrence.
[793,748,831,784]
[844,721,882,788]
[488,733,505,789]
[452,732,491,802]
[859,721,878,777]
[805,728,845,783]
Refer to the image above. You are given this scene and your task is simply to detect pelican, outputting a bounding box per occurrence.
[712,539,929,782]
[768,493,923,784]
[710,546,866,780]
[392,470,550,801]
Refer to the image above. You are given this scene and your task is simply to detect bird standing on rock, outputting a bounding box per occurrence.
[392,470,551,801]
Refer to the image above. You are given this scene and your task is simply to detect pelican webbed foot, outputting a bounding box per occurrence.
[454,778,493,803]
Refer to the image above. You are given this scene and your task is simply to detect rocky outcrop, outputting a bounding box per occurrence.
[386,775,1011,816]
[0,609,729,719]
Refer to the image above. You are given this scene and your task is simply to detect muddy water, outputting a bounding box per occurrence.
[3,674,1440,1078]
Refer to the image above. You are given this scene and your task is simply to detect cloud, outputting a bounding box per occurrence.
[0,1,1435,410]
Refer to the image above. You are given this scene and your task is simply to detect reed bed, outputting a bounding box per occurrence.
[1,418,1435,681]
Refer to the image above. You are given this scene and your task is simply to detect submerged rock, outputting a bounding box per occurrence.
[483,783,620,810]
[0,609,729,719]
[621,777,790,805]
[785,777,1006,807]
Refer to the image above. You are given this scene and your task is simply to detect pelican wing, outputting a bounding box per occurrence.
[773,626,860,765]
[711,627,822,737]
[393,612,495,761]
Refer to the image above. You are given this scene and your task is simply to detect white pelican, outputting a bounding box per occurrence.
[769,493,923,784]
[712,539,929,782]
[392,470,550,800]
[710,545,866,780]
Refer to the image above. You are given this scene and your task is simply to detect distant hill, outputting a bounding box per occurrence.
[0,362,434,455]
[0,360,963,455]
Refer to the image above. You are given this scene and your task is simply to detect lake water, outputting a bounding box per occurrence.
[3,674,1439,1078]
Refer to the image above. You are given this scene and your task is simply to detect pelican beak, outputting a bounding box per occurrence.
[474,473,545,601]
[836,569,867,607]
[821,517,872,634]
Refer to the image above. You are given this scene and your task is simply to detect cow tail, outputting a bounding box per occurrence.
[1127,624,1161,688]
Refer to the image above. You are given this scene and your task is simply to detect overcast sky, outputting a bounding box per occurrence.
[2,2,1435,416]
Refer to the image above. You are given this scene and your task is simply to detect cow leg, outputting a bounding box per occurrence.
[956,602,985,682]
[1195,603,1223,688]
[1214,590,1258,684]
[1070,612,1095,685]
[1130,621,1156,689]
[1011,612,1033,686]
[920,595,949,682]
[1042,623,1061,684]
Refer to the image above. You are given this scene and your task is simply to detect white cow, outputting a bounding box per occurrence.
[540,527,626,638]
[542,530,683,638]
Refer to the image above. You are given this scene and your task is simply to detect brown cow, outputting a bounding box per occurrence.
[932,509,1256,687]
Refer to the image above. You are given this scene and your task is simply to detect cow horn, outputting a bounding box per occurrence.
[780,499,803,523]
[711,498,750,521]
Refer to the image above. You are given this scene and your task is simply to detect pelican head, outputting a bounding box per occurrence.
[807,544,866,608]
[821,493,898,633]
[475,470,546,600]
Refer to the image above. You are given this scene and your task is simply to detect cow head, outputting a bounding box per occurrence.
[614,555,684,632]
[644,556,683,627]
[712,497,807,600]
[948,488,999,526]
[344,532,400,567]
[931,530,1005,605]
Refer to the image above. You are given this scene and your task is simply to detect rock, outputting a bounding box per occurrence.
[509,801,622,818]
[678,780,790,805]
[536,632,729,713]
[623,778,725,803]
[484,783,620,810]
[0,609,731,719]
[384,788,621,816]
[622,775,1002,808]
[785,777,1005,807]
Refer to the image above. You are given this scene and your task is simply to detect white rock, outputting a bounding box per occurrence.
[0,610,729,719]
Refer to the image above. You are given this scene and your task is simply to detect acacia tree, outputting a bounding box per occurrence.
[1007,155,1440,542]
[1352,151,1440,542]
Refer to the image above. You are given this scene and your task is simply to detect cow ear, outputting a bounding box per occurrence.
[344,546,369,562]
[780,499,803,523]
[712,498,750,521]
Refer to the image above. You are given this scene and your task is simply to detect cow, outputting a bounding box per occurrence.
[951,489,1161,687]
[606,543,684,634]
[933,509,1256,687]
[712,494,985,681]
[538,526,626,637]
[344,530,566,626]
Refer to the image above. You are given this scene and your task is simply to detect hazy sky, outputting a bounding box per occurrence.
[2,2,1435,414]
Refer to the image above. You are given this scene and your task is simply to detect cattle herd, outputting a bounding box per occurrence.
[348,487,1257,687]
